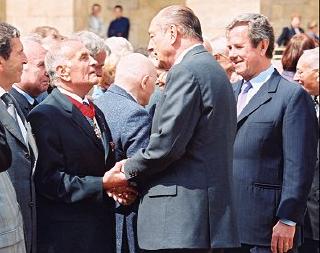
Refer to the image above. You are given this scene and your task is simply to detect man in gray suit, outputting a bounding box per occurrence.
[225,14,318,253]
[103,5,239,253]
[0,22,28,253]
[96,53,156,253]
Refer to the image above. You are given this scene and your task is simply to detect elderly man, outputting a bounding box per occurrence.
[103,5,239,253]
[28,39,118,253]
[9,36,49,117]
[225,14,318,253]
[294,48,319,253]
[96,53,156,253]
[0,22,29,253]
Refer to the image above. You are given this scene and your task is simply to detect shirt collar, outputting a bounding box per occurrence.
[0,86,6,97]
[245,65,275,89]
[58,87,89,104]
[12,85,35,105]
[173,43,202,66]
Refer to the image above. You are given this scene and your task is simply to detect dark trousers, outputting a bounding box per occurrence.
[225,245,298,253]
[142,250,224,253]
[299,238,319,253]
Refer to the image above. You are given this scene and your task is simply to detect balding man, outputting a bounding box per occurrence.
[96,53,156,253]
[103,5,239,253]
[28,39,117,253]
[294,48,319,253]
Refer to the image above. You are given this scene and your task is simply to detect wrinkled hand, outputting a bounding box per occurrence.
[271,221,296,253]
[103,162,128,190]
[107,186,138,205]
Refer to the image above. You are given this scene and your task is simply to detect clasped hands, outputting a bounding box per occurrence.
[103,160,138,205]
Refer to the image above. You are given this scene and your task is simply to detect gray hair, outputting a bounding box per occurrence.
[104,36,134,66]
[20,33,43,45]
[0,22,20,60]
[45,39,79,84]
[299,47,319,70]
[210,36,228,55]
[226,13,275,59]
[156,5,203,42]
[72,30,111,57]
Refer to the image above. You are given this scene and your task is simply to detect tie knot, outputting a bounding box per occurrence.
[1,93,15,106]
[242,81,252,93]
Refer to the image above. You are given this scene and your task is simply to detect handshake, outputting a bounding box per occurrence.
[102,160,138,206]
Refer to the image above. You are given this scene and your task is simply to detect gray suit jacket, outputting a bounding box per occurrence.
[233,70,318,246]
[0,97,38,253]
[124,45,240,250]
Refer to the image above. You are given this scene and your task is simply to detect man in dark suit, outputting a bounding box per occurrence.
[10,35,49,118]
[28,39,121,253]
[0,22,38,253]
[95,53,156,253]
[104,5,239,253]
[225,14,318,253]
[294,48,319,253]
[277,15,304,47]
[107,5,130,39]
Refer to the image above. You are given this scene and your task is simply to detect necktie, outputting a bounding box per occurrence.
[237,81,252,116]
[1,93,18,122]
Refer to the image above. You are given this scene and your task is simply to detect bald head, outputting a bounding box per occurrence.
[298,48,319,70]
[115,53,157,105]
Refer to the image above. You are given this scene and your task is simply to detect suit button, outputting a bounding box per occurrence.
[24,153,30,159]
[29,202,34,207]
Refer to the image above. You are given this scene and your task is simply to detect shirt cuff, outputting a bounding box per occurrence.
[280,219,296,226]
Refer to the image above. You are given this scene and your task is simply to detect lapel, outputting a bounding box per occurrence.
[51,89,105,152]
[237,69,281,124]
[94,107,111,160]
[107,84,137,103]
[233,80,243,102]
[9,88,32,118]
[0,100,28,148]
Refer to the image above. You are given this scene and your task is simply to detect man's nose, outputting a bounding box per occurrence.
[89,55,97,66]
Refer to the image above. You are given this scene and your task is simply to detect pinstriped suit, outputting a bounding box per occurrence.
[232,69,318,247]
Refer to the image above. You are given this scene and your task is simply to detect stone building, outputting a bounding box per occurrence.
[0,0,318,49]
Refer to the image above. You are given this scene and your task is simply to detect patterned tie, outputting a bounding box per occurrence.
[237,81,252,116]
[1,93,18,122]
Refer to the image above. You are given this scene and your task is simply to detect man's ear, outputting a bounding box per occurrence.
[169,24,178,45]
[0,56,5,72]
[56,65,71,82]
[258,39,270,56]
[141,75,149,90]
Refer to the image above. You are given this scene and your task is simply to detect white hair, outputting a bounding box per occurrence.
[72,30,111,57]
[104,36,134,67]
[299,47,319,70]
[210,36,228,55]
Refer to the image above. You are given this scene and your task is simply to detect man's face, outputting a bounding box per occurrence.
[20,41,49,96]
[291,17,301,28]
[294,60,319,96]
[94,50,106,78]
[227,25,262,80]
[143,70,157,105]
[0,38,27,89]
[67,42,98,89]
[92,6,101,16]
[147,18,173,70]
[114,7,123,19]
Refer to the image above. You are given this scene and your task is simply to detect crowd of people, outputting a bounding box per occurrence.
[0,4,319,253]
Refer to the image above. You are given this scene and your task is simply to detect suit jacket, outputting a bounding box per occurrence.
[0,122,11,172]
[95,84,152,253]
[28,88,116,253]
[9,87,34,118]
[124,45,240,250]
[0,94,38,253]
[232,69,318,246]
[277,26,304,46]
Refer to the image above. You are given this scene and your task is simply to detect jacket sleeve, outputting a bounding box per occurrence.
[124,64,202,181]
[28,110,104,204]
[0,123,11,172]
[277,27,288,46]
[276,87,318,224]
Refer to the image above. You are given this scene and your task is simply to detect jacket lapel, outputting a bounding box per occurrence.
[237,70,281,124]
[0,102,27,147]
[94,107,111,159]
[52,89,105,152]
[9,88,32,118]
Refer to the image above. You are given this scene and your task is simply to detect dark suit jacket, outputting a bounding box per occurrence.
[9,87,34,118]
[95,84,152,253]
[124,45,240,250]
[277,26,304,46]
[233,69,318,246]
[0,122,11,172]
[0,94,38,253]
[28,88,116,253]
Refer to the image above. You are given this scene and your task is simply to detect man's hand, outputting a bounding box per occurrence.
[103,162,128,190]
[107,186,138,205]
[271,221,296,253]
